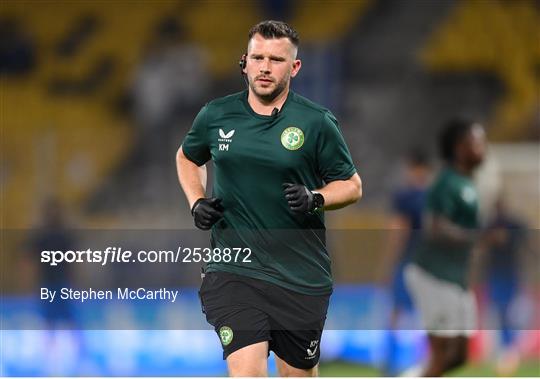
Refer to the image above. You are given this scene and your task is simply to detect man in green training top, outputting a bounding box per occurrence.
[176,20,362,377]
[405,118,487,376]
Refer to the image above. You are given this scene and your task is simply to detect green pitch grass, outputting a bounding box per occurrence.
[319,360,540,377]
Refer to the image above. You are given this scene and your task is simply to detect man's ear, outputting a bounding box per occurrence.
[290,59,302,78]
[239,53,247,74]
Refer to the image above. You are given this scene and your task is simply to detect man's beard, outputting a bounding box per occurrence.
[249,76,288,104]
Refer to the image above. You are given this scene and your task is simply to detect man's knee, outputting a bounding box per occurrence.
[226,342,268,377]
[227,360,267,377]
[275,357,318,377]
[280,365,318,377]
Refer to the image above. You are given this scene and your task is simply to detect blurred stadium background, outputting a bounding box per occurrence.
[1,0,539,376]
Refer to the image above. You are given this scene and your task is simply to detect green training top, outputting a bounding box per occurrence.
[181,90,356,295]
[412,167,479,289]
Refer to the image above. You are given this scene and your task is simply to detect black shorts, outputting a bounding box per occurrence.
[199,271,330,369]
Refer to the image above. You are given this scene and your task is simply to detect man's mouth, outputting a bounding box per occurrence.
[256,78,273,83]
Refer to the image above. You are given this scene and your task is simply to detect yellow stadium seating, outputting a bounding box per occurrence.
[421,0,540,141]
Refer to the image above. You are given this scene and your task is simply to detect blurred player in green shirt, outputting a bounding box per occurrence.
[405,118,486,376]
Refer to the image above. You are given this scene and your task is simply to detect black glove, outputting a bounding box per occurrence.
[191,197,224,230]
[283,183,324,214]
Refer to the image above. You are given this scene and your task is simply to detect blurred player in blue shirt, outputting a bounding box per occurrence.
[383,149,431,375]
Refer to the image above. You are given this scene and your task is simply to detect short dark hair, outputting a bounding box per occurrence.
[248,20,299,47]
[439,118,476,163]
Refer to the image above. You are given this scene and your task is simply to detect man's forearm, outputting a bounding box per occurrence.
[176,146,207,209]
[317,173,362,210]
[425,214,477,246]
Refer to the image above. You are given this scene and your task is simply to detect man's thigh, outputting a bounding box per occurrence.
[227,341,269,377]
[200,271,330,371]
[199,272,272,359]
[266,285,329,371]
[405,264,476,337]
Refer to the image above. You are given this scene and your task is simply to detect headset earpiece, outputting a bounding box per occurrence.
[239,53,247,72]
[239,53,249,87]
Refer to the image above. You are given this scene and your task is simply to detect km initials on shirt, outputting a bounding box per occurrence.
[219,144,229,151]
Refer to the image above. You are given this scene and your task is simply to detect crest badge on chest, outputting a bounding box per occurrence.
[281,126,304,150]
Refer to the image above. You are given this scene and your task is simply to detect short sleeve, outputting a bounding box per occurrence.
[316,112,356,182]
[181,105,211,166]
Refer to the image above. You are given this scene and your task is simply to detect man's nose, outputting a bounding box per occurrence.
[259,58,271,73]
